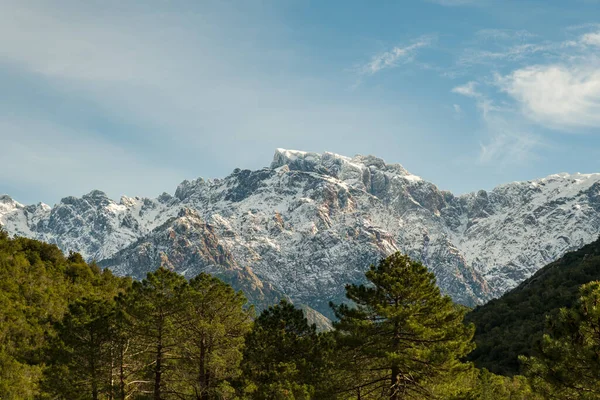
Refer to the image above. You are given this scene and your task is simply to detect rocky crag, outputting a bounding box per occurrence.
[2,149,599,318]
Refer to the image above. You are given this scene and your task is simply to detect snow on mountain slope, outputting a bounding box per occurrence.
[0,195,50,237]
[1,149,599,317]
[454,172,600,294]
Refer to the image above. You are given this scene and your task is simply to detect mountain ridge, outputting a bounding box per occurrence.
[2,149,600,317]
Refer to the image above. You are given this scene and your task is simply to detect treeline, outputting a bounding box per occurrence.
[0,230,130,398]
[466,236,600,375]
[2,231,598,399]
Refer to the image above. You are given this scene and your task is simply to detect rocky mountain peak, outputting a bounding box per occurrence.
[0,195,22,215]
[175,178,206,201]
[271,148,417,181]
[82,190,111,206]
[0,194,15,204]
[2,149,600,318]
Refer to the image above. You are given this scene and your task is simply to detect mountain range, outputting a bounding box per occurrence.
[2,149,599,318]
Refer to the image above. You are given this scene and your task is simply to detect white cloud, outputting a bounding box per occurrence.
[449,26,600,165]
[496,64,600,130]
[452,81,481,97]
[454,27,600,137]
[453,104,462,113]
[451,81,542,166]
[362,37,434,75]
[582,32,600,46]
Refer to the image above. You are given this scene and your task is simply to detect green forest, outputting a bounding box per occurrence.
[467,237,600,376]
[1,229,600,399]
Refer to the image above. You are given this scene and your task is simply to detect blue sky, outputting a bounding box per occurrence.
[1,0,600,205]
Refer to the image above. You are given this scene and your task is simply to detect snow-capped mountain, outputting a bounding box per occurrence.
[2,149,599,317]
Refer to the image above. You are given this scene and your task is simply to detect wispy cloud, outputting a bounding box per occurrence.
[458,43,555,67]
[361,36,435,75]
[478,131,541,166]
[452,79,543,166]
[455,28,596,69]
[452,81,481,97]
[474,29,537,44]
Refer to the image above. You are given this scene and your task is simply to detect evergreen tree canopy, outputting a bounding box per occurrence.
[466,236,600,375]
[44,298,116,399]
[242,300,333,399]
[331,252,475,399]
[118,267,188,399]
[176,273,253,400]
[0,230,570,399]
[0,230,130,398]
[521,281,600,399]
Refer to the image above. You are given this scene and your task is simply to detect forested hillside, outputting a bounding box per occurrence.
[0,230,131,397]
[0,231,539,399]
[466,236,600,375]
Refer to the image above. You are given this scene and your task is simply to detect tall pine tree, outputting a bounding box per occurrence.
[331,252,474,399]
[118,267,187,399]
[43,298,116,399]
[242,300,333,399]
[175,273,252,400]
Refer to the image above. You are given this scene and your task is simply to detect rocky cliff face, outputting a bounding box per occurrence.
[2,149,599,318]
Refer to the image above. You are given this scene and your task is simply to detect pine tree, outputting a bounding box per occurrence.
[44,298,116,399]
[174,273,252,399]
[242,300,333,400]
[521,281,600,399]
[330,252,474,399]
[119,267,188,399]
[108,303,140,400]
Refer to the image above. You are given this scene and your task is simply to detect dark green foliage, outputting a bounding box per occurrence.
[0,232,255,399]
[175,273,253,399]
[112,268,253,399]
[521,281,600,398]
[330,252,475,399]
[44,298,116,399]
[118,267,188,398]
[241,300,333,399]
[466,236,600,375]
[0,230,130,398]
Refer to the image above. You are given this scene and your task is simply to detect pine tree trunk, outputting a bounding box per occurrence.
[120,355,126,400]
[390,314,400,400]
[199,336,209,400]
[109,346,114,400]
[91,333,99,400]
[390,365,399,400]
[119,341,126,400]
[154,323,163,400]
